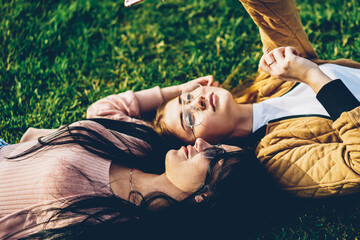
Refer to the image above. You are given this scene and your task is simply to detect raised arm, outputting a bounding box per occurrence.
[234,0,319,103]
[258,46,360,197]
[239,0,317,59]
[87,87,163,122]
[87,75,218,121]
[259,46,331,93]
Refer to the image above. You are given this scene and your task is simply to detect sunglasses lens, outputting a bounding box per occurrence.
[182,106,204,127]
[202,147,224,159]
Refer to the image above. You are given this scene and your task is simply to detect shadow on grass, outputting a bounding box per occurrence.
[250,191,360,239]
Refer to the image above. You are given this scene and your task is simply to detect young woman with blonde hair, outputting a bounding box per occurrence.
[93,0,360,200]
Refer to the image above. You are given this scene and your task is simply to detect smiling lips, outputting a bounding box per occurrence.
[181,146,189,158]
[181,145,198,159]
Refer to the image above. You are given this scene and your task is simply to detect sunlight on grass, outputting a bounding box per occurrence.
[1,0,360,238]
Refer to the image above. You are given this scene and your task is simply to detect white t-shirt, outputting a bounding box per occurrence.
[252,64,360,133]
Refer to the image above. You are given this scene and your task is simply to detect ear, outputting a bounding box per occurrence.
[217,159,224,166]
[194,193,209,203]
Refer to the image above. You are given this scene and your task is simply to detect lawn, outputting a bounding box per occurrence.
[1,0,360,238]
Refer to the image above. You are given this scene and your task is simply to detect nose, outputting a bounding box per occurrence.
[191,96,206,111]
[194,138,212,152]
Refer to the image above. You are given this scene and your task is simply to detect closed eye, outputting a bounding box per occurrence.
[178,95,181,104]
[179,96,186,131]
[185,112,195,126]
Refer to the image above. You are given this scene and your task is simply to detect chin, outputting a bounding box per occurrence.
[165,150,175,161]
[218,90,234,106]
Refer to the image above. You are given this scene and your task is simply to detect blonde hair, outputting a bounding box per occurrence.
[230,72,266,104]
[231,71,289,104]
[153,100,186,148]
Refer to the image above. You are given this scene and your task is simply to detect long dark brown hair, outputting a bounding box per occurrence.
[4,120,281,239]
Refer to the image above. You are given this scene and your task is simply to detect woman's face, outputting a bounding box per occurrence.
[165,138,241,193]
[162,86,237,144]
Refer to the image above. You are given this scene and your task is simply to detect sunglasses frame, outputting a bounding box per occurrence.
[201,145,225,159]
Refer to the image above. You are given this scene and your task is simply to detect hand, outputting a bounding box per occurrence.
[182,75,220,88]
[259,46,319,83]
[259,46,332,93]
[160,75,219,102]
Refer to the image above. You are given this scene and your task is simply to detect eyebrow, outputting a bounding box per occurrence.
[178,96,186,131]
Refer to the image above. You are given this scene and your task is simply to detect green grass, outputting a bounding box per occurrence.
[1,0,360,238]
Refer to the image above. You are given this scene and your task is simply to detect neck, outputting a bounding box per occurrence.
[110,163,189,204]
[229,103,253,139]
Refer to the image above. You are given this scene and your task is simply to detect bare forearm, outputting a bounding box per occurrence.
[159,75,217,102]
[133,85,182,113]
[159,85,182,102]
[303,68,333,94]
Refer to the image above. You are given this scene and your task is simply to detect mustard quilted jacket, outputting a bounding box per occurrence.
[237,0,360,197]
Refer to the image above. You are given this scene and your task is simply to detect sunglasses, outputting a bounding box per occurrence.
[201,145,225,159]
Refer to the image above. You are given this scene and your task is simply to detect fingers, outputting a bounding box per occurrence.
[260,46,300,70]
[190,75,214,86]
[188,75,222,88]
[259,46,307,83]
[212,81,220,87]
[259,54,272,74]
[273,48,285,63]
[263,46,271,54]
[205,75,215,86]
[263,48,276,66]
[202,75,214,86]
[285,46,300,57]
[259,47,280,73]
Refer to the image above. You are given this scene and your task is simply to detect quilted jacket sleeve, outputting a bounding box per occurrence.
[235,0,318,103]
[257,107,360,198]
[238,0,317,59]
[257,80,360,198]
[318,79,360,174]
[333,106,360,174]
[86,86,164,122]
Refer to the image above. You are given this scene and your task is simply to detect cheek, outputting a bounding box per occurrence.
[180,164,208,193]
[192,160,210,186]
[165,151,180,174]
[164,118,187,142]
[196,117,232,143]
[169,159,209,193]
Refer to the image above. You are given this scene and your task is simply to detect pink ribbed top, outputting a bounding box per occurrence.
[0,87,164,239]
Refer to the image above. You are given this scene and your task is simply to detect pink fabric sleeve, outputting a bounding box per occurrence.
[21,86,165,144]
[86,86,164,121]
[20,128,59,143]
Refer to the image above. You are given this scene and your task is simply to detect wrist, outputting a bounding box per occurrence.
[303,68,332,93]
[160,84,182,102]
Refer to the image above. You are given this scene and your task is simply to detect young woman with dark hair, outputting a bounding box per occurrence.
[1,87,280,239]
[1,120,280,239]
